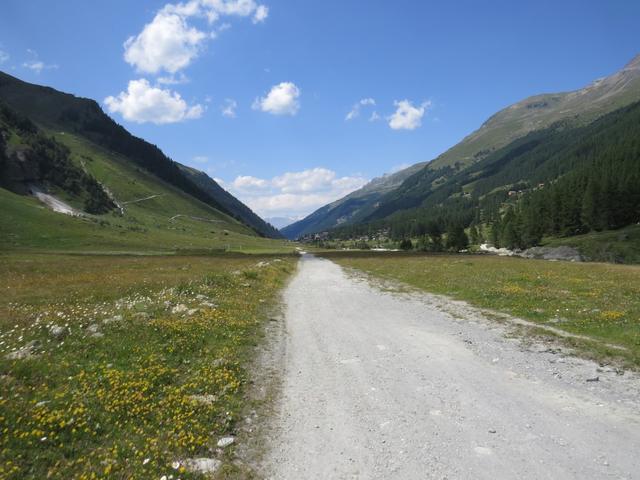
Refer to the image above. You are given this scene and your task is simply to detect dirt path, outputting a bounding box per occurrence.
[263,255,640,479]
[121,193,163,205]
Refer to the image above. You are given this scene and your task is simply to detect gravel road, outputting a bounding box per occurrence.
[264,255,640,479]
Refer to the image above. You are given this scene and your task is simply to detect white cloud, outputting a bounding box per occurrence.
[124,11,206,74]
[252,82,300,115]
[272,168,338,193]
[0,50,9,64]
[21,50,58,73]
[225,167,368,217]
[104,78,203,124]
[233,175,269,190]
[22,60,59,74]
[388,99,431,130]
[157,72,190,85]
[123,1,268,74]
[193,155,209,163]
[221,98,237,118]
[369,111,381,122]
[345,97,376,121]
[253,4,269,23]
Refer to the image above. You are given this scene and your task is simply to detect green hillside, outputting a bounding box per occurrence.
[284,54,640,239]
[178,164,281,239]
[0,73,290,254]
[0,132,288,254]
[0,71,282,240]
[326,99,640,262]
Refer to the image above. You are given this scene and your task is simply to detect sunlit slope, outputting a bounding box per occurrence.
[283,54,640,238]
[0,130,288,253]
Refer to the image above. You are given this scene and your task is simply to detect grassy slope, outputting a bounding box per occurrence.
[0,253,296,479]
[284,56,640,238]
[542,225,640,265]
[1,131,292,254]
[325,253,640,367]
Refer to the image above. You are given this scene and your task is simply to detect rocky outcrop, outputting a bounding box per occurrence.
[480,244,583,262]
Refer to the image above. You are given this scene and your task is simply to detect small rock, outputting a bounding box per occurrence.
[87,324,103,337]
[183,457,222,476]
[217,436,235,448]
[201,302,217,308]
[5,340,39,360]
[586,376,600,382]
[187,308,199,316]
[172,304,188,314]
[196,294,208,300]
[188,394,217,405]
[49,325,68,339]
[488,428,497,434]
[103,315,123,324]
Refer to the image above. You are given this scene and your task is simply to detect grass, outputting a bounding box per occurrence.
[322,251,640,368]
[542,224,640,264]
[1,131,294,255]
[0,253,296,479]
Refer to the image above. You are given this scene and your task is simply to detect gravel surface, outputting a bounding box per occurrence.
[264,255,640,479]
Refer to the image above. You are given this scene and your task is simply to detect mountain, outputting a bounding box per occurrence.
[178,164,281,238]
[328,97,640,259]
[281,162,427,238]
[265,216,299,229]
[283,54,640,239]
[0,72,284,252]
[0,71,281,239]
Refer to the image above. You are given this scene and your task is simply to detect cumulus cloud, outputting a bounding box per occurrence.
[225,167,368,217]
[123,0,268,74]
[221,98,237,118]
[252,82,300,115]
[345,97,376,121]
[0,50,9,64]
[388,99,431,130]
[193,155,209,163]
[233,175,269,190]
[124,11,206,74]
[104,78,203,124]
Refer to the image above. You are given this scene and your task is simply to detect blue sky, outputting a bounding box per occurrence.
[1,1,639,220]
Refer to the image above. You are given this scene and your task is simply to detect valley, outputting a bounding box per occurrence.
[2,5,640,479]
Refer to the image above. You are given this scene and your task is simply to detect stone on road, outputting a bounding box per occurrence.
[265,255,640,479]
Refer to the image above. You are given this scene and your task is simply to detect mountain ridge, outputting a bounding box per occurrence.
[0,71,282,239]
[283,53,640,239]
